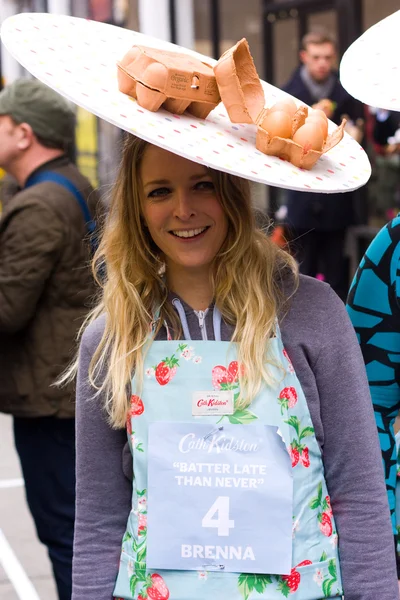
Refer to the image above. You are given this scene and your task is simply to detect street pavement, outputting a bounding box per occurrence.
[0,414,58,600]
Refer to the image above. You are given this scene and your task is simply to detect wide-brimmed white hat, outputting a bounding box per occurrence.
[340,10,400,111]
[0,12,370,193]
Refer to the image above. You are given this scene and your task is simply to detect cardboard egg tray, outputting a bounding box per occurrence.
[117,45,220,119]
[213,38,345,170]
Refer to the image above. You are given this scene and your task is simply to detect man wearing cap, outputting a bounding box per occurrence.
[0,78,100,600]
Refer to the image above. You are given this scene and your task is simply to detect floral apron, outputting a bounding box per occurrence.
[113,319,343,600]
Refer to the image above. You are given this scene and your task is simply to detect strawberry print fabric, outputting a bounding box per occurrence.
[114,329,343,599]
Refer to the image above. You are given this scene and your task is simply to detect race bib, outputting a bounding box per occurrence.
[146,422,293,574]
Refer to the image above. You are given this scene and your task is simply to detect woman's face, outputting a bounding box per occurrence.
[140,145,228,276]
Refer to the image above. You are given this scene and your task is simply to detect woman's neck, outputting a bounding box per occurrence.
[167,266,213,311]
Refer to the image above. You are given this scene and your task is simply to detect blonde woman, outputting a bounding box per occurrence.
[71,135,397,600]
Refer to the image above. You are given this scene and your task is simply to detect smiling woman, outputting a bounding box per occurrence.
[67,132,399,600]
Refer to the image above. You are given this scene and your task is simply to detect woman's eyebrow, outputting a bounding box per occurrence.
[143,172,210,188]
[189,172,211,181]
[143,178,169,188]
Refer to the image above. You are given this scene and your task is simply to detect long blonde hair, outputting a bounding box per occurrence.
[82,135,298,428]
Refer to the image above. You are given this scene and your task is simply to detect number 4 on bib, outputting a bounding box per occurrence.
[202,496,235,537]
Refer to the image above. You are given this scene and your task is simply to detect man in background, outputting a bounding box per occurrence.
[0,78,100,600]
[283,28,364,299]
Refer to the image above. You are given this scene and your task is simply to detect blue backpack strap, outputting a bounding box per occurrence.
[25,170,96,235]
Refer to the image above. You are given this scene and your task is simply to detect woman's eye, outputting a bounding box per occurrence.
[195,181,215,191]
[148,187,170,198]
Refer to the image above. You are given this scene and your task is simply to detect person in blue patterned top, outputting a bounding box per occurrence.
[346,214,400,580]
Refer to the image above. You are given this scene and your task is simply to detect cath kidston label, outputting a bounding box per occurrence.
[192,391,234,416]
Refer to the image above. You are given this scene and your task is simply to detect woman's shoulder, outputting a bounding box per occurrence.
[280,274,356,370]
[80,313,106,358]
[280,273,345,336]
[282,273,337,313]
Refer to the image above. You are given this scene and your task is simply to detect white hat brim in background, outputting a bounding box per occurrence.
[340,10,400,111]
[1,12,370,194]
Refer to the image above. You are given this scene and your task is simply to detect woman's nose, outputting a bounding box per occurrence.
[173,190,196,220]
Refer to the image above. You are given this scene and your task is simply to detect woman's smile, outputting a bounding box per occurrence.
[169,226,210,240]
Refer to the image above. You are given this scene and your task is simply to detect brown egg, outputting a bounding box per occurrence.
[293,123,324,152]
[306,115,328,140]
[143,62,169,90]
[312,108,328,123]
[269,98,298,118]
[261,110,292,139]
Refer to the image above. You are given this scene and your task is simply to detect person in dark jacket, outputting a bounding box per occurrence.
[0,79,100,600]
[282,29,364,300]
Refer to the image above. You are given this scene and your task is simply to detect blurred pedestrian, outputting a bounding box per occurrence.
[282,28,364,300]
[0,78,100,600]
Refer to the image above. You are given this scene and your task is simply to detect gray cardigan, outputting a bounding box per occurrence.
[72,275,398,600]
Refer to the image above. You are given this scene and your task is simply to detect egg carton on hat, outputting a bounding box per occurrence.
[213,38,346,170]
[117,45,220,119]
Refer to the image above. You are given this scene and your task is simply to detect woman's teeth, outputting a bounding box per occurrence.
[172,227,207,238]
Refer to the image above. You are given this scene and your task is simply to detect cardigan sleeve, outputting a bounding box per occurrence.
[72,317,132,600]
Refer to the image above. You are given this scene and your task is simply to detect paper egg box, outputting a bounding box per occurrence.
[117,45,221,119]
[213,38,345,170]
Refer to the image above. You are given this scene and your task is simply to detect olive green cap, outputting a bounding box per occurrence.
[0,78,76,144]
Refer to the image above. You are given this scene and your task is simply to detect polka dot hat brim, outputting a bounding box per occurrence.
[1,12,371,194]
[340,10,400,111]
